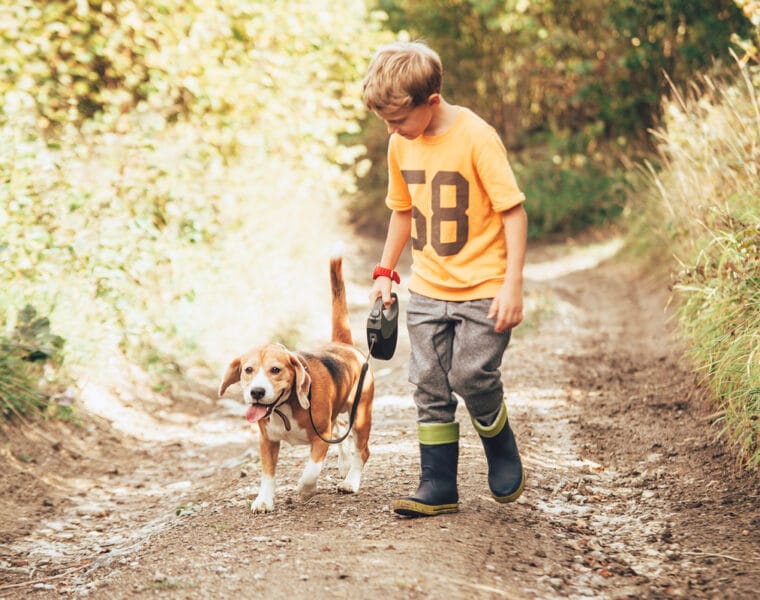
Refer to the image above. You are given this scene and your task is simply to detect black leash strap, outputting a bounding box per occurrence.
[308,339,374,445]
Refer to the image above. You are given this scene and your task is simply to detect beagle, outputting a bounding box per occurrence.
[218,252,374,513]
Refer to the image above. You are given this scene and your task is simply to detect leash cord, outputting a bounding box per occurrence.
[308,338,375,445]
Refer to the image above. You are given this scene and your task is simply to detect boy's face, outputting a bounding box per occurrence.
[374,94,440,140]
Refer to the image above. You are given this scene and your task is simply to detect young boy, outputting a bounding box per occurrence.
[363,41,528,517]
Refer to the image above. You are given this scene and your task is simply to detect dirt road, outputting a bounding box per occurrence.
[1,236,758,599]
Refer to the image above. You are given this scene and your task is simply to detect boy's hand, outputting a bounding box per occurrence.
[488,281,523,333]
[369,276,395,308]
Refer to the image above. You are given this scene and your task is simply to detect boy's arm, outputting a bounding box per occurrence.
[488,203,528,332]
[370,209,412,307]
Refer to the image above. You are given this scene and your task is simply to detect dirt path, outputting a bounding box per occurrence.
[1,236,758,599]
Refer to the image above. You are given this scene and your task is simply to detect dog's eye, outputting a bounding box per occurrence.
[270,367,281,374]
[244,366,253,374]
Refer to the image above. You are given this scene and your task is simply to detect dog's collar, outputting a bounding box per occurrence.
[253,388,292,431]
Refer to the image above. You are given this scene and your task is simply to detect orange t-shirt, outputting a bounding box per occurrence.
[386,107,525,301]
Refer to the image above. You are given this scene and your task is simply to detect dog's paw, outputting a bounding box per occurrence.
[297,481,318,500]
[336,447,352,478]
[251,496,274,513]
[337,478,360,494]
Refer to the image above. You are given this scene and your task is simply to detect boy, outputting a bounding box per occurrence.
[363,41,527,517]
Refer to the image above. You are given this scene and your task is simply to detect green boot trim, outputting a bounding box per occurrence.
[393,424,460,518]
[493,475,525,503]
[472,402,525,503]
[418,421,459,445]
[392,498,459,517]
[471,402,508,438]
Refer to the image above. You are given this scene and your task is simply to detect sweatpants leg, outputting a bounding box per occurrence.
[447,298,511,426]
[407,293,457,423]
[407,293,511,425]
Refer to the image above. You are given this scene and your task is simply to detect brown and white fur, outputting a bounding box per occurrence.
[218,250,374,513]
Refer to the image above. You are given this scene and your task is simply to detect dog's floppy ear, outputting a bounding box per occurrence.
[218,357,241,397]
[289,353,311,409]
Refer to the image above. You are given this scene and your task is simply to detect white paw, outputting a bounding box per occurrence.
[251,495,274,513]
[337,479,359,494]
[297,458,323,499]
[297,479,317,499]
[336,445,352,478]
[337,469,362,494]
[337,453,364,494]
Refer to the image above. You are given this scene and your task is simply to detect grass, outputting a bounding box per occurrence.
[630,62,760,469]
[0,305,65,420]
[0,355,47,419]
[149,577,192,590]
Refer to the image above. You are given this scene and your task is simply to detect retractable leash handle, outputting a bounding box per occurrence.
[310,292,400,444]
[366,293,399,360]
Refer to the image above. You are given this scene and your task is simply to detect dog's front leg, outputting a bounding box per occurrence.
[297,441,329,499]
[252,435,280,513]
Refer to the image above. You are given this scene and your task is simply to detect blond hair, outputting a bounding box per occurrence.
[362,41,443,112]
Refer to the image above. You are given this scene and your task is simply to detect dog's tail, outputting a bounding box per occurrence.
[330,242,353,345]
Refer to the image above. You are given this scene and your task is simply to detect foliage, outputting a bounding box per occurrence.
[514,140,631,239]
[631,63,760,469]
[1,1,388,414]
[372,0,750,143]
[732,0,760,61]
[0,0,379,155]
[353,0,750,238]
[0,305,65,418]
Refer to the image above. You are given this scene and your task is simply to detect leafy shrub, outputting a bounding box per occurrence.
[515,145,630,239]
[372,0,750,145]
[1,2,389,406]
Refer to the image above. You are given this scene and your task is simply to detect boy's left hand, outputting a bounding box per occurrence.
[488,282,523,333]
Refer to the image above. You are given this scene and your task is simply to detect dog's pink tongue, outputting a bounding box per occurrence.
[246,404,268,423]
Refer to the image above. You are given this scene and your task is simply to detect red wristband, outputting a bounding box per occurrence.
[372,264,400,284]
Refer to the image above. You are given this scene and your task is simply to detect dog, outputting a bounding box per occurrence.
[218,250,374,513]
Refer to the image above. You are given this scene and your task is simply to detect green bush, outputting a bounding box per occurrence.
[515,146,630,239]
[372,0,750,145]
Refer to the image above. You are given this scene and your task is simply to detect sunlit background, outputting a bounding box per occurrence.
[1,0,758,467]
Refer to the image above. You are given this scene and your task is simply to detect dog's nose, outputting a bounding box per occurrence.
[250,387,266,401]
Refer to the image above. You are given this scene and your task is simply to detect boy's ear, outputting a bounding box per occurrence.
[427,93,441,107]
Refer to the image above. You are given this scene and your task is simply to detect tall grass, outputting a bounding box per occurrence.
[0,305,64,419]
[632,63,760,469]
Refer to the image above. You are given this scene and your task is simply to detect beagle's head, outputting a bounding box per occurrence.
[218,344,311,423]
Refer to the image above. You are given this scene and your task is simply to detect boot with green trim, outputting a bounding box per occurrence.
[472,402,524,503]
[392,422,459,517]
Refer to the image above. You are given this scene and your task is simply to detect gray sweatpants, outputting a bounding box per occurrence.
[406,292,511,425]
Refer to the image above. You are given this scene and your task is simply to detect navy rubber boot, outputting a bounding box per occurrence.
[472,403,524,503]
[392,422,459,517]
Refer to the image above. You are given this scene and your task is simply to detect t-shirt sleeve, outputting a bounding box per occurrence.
[385,136,413,211]
[475,131,525,212]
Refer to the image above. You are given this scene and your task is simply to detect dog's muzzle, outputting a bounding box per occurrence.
[245,388,291,430]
